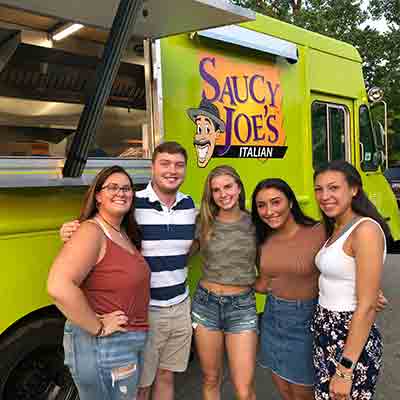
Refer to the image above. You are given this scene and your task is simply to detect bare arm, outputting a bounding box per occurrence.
[330,221,384,396]
[341,221,384,363]
[48,222,128,335]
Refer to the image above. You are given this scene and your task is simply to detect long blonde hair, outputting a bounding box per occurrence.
[198,165,246,246]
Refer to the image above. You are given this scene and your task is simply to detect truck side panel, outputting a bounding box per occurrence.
[0,187,84,334]
[160,35,312,211]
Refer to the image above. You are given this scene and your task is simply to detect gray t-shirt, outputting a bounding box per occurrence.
[198,213,257,286]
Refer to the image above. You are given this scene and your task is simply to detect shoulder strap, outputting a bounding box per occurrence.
[87,219,112,240]
[353,217,386,250]
[339,217,384,243]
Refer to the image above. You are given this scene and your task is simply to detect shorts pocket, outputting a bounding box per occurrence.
[232,292,256,310]
[193,289,208,306]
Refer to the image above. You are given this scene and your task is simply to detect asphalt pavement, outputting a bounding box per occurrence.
[175,254,400,399]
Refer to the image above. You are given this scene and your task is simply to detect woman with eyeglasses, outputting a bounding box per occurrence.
[47,165,150,400]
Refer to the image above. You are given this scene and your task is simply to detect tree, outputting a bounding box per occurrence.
[369,0,400,27]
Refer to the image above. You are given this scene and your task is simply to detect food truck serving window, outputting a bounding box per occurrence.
[0,98,149,159]
[312,102,349,169]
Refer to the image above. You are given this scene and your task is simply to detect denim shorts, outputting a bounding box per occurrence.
[191,284,258,333]
[63,321,147,400]
[258,294,317,386]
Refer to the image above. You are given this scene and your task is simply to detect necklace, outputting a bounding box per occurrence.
[99,214,125,239]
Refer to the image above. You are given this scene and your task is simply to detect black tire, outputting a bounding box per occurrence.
[0,316,79,400]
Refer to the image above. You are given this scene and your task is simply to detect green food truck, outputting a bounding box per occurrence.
[0,1,397,398]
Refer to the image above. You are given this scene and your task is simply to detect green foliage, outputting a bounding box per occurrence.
[369,0,400,26]
[231,0,400,164]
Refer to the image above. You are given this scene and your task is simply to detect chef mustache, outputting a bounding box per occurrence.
[193,139,212,146]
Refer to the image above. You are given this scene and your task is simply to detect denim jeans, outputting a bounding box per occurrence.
[63,321,147,400]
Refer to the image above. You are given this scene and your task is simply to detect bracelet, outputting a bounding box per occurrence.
[335,368,353,381]
[95,320,105,337]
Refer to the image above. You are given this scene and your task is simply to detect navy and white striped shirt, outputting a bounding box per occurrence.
[135,183,197,307]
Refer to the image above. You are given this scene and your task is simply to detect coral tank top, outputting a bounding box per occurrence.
[82,230,150,331]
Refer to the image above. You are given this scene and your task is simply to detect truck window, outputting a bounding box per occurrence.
[311,102,328,169]
[359,105,378,171]
[312,102,349,169]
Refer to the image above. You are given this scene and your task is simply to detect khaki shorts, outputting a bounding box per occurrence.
[139,297,192,387]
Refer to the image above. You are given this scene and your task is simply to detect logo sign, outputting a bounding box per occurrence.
[187,53,287,168]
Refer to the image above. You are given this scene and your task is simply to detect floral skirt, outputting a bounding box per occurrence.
[311,305,383,400]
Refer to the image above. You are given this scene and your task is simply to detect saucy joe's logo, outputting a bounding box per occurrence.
[187,54,287,168]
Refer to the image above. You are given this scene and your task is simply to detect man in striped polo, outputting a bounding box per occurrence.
[60,141,196,400]
[136,141,196,400]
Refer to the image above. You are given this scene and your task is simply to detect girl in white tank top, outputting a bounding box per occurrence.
[312,161,388,400]
[316,217,386,312]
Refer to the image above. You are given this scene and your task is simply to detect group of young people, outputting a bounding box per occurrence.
[48,141,388,400]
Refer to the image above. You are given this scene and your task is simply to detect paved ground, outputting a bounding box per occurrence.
[176,255,400,399]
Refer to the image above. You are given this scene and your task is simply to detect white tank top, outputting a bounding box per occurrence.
[315,217,386,312]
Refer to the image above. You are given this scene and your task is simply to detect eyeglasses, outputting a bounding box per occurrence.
[101,184,133,195]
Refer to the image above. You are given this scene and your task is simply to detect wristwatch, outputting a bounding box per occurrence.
[339,355,356,370]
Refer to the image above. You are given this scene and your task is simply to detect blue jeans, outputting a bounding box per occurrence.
[191,284,258,333]
[63,321,147,400]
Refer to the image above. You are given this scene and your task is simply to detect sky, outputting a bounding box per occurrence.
[361,0,388,32]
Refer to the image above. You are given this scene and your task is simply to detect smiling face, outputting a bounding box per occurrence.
[193,115,219,168]
[210,174,241,212]
[255,187,293,230]
[314,170,357,219]
[96,172,133,218]
[151,151,186,195]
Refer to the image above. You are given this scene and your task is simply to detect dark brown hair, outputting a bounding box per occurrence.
[251,178,317,246]
[152,141,187,164]
[79,165,142,249]
[314,160,391,240]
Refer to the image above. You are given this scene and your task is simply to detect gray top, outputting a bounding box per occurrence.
[198,213,257,286]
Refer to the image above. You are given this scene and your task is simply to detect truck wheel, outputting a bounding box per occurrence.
[0,317,79,400]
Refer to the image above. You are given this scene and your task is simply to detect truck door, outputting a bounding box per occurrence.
[310,95,353,169]
[357,104,400,240]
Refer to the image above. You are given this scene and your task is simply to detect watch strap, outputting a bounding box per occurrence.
[339,355,356,370]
